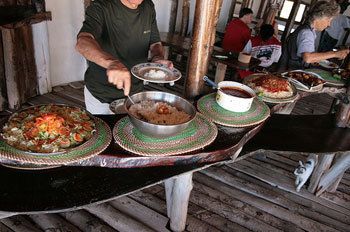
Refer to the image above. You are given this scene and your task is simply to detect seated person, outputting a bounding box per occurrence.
[242,24,281,70]
[222,8,253,53]
[278,1,349,71]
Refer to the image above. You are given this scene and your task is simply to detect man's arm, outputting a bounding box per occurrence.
[76,32,131,96]
[149,42,173,68]
[302,49,349,63]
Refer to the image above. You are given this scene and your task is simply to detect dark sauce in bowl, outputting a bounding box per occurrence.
[221,87,252,98]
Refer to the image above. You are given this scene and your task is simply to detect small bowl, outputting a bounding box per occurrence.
[124,91,196,138]
[216,81,256,112]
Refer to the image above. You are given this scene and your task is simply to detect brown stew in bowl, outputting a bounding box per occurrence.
[221,87,252,98]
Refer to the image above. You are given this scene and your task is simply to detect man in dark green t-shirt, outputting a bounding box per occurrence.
[76,0,172,114]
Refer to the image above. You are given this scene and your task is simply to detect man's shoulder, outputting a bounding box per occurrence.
[297,27,316,40]
[142,0,155,7]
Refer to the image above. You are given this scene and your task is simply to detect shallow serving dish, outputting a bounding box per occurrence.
[124,91,196,138]
[216,81,256,112]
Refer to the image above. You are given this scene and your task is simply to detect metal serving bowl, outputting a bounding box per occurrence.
[124,91,196,138]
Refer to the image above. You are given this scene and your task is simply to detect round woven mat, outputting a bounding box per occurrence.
[0,117,112,165]
[197,93,270,127]
[113,113,218,157]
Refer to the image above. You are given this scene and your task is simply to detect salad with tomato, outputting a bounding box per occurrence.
[1,105,95,153]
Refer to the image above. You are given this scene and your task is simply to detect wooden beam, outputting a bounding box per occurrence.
[2,26,38,110]
[0,31,5,111]
[180,0,190,36]
[281,0,301,42]
[0,12,52,29]
[227,0,237,25]
[241,0,249,8]
[185,0,223,99]
[308,154,334,193]
[316,153,350,196]
[257,0,267,19]
[335,85,350,127]
[165,172,193,232]
[169,0,178,34]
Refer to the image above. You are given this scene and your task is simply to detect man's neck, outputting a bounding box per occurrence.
[121,0,138,9]
[240,18,247,24]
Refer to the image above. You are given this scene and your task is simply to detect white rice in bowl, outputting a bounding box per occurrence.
[144,69,167,79]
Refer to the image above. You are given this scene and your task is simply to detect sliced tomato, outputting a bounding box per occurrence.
[24,127,39,139]
[82,122,93,131]
[80,113,90,121]
[59,127,70,136]
[72,133,83,142]
[59,138,71,148]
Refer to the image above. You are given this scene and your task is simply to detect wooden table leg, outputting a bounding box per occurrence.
[164,172,193,232]
[316,153,350,196]
[308,153,335,193]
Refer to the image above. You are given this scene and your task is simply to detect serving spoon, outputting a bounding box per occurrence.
[203,76,219,89]
[122,87,136,105]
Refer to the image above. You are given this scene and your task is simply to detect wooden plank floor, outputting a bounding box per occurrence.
[0,82,349,232]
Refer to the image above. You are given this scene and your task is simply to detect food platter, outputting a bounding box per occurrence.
[281,70,325,92]
[0,105,112,165]
[318,60,339,69]
[131,63,181,85]
[306,68,345,87]
[243,74,298,104]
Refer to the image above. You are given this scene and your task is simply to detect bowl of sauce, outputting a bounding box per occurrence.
[216,81,256,112]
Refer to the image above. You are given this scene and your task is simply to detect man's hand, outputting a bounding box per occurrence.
[106,61,131,96]
[153,59,174,69]
[335,49,350,60]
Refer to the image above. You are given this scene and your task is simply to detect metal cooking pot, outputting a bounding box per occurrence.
[124,91,196,138]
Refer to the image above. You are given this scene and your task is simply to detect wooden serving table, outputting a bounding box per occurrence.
[0,72,348,231]
[0,113,265,231]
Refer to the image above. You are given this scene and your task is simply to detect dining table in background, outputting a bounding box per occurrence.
[160,32,261,84]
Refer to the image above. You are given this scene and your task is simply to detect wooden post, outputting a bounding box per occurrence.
[165,172,193,232]
[335,86,350,128]
[241,0,250,8]
[307,153,334,193]
[32,22,52,95]
[180,0,190,37]
[227,0,237,25]
[281,0,301,42]
[210,0,223,52]
[185,0,223,99]
[316,153,350,196]
[0,31,5,111]
[2,26,38,109]
[2,29,20,109]
[257,0,267,19]
[169,0,178,34]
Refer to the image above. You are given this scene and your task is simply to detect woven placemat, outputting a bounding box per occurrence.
[113,113,218,157]
[0,117,112,165]
[197,93,270,127]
